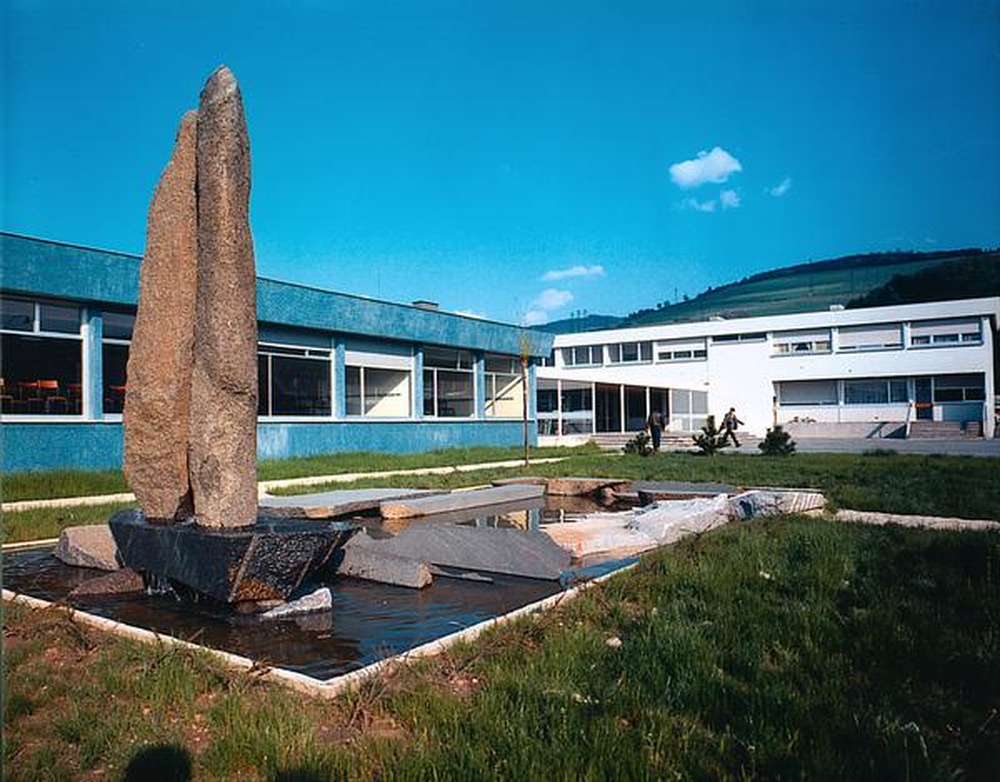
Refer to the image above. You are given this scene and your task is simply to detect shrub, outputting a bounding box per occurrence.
[623,430,653,456]
[758,425,797,456]
[692,415,727,456]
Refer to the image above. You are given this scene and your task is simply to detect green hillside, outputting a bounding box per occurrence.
[621,248,998,327]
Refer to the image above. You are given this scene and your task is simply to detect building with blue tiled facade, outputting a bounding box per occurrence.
[0,233,552,473]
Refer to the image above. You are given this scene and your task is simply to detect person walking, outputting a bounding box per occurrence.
[721,407,744,447]
[646,410,664,451]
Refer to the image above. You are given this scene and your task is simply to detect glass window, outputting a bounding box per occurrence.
[838,324,902,351]
[364,368,411,416]
[1,298,33,331]
[640,342,653,362]
[103,311,135,340]
[773,329,832,355]
[608,344,621,363]
[776,380,839,406]
[537,387,558,413]
[910,318,981,347]
[271,356,331,416]
[1,333,82,415]
[435,369,474,417]
[843,378,909,405]
[933,374,985,402]
[258,344,332,417]
[561,385,592,413]
[102,343,129,414]
[844,380,889,405]
[621,343,639,362]
[345,366,362,415]
[1,297,84,416]
[424,347,472,370]
[39,303,80,334]
[485,353,523,418]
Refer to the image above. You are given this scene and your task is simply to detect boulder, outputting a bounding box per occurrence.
[123,110,198,521]
[54,525,120,571]
[188,65,258,528]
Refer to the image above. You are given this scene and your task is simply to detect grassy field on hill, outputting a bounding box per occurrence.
[623,249,998,326]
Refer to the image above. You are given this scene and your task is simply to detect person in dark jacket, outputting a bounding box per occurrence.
[721,407,743,447]
[646,410,664,451]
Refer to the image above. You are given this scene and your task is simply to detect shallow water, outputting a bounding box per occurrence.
[4,496,636,681]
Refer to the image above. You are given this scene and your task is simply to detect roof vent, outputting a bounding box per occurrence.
[412,300,439,311]
[708,315,726,322]
[829,304,845,311]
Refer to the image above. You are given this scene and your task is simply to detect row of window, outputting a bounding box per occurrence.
[772,319,983,356]
[776,374,986,406]
[556,317,986,367]
[0,296,524,419]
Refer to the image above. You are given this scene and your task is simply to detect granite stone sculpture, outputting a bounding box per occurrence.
[123,66,257,528]
[112,66,356,604]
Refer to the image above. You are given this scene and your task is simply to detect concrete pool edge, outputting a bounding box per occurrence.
[1,561,637,700]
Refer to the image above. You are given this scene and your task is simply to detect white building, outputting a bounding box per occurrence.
[537,297,999,443]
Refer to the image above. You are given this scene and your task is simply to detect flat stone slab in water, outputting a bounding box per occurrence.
[109,509,357,603]
[544,477,630,497]
[360,524,571,580]
[261,488,441,518]
[380,485,544,519]
[627,480,734,504]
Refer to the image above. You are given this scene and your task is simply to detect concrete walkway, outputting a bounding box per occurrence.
[1,457,566,514]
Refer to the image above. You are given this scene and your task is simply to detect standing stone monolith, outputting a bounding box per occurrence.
[123,111,198,520]
[187,65,259,528]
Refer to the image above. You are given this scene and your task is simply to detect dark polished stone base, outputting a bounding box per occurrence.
[108,509,358,603]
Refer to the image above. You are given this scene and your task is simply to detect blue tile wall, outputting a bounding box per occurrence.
[1,420,536,474]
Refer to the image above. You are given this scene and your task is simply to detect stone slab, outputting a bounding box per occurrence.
[332,535,433,589]
[260,587,332,619]
[544,516,657,559]
[627,480,734,505]
[69,568,145,597]
[361,524,571,580]
[380,485,544,519]
[261,488,441,518]
[544,477,630,497]
[54,525,120,571]
[109,509,357,603]
[387,496,545,528]
[491,477,548,487]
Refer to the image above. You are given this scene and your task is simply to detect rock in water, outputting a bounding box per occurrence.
[123,111,198,520]
[188,66,259,528]
[55,524,121,571]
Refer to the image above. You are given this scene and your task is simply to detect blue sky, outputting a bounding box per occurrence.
[3,1,998,325]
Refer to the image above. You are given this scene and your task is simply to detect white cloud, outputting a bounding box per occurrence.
[681,197,717,213]
[669,146,742,189]
[521,287,574,325]
[720,189,740,209]
[767,176,792,197]
[542,264,605,282]
[533,287,574,310]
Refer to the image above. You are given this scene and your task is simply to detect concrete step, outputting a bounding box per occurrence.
[908,421,982,439]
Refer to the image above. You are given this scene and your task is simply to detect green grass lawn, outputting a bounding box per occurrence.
[3,449,998,545]
[0,445,589,503]
[5,518,998,780]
